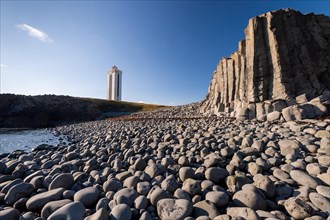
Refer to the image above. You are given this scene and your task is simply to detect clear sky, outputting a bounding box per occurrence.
[1,0,329,105]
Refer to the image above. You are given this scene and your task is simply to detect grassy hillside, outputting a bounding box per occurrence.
[0,94,167,128]
[79,97,166,112]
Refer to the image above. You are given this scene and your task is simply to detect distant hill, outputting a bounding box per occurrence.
[0,94,166,128]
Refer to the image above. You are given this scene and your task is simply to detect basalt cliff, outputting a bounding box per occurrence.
[201,9,330,121]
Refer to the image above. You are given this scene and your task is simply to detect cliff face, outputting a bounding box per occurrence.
[201,9,330,121]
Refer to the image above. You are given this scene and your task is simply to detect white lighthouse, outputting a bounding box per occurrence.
[107,66,122,101]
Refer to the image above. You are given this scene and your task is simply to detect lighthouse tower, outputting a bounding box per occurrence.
[107,66,122,101]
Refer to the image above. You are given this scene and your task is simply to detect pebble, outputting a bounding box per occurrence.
[232,189,266,210]
[48,201,86,220]
[157,198,193,220]
[48,173,74,190]
[205,191,229,208]
[150,188,172,206]
[41,199,72,219]
[26,187,65,210]
[253,176,275,198]
[74,186,100,207]
[290,169,319,189]
[137,181,151,195]
[179,167,195,181]
[182,178,201,196]
[316,185,330,199]
[4,182,34,205]
[226,207,259,219]
[85,207,109,220]
[204,167,229,184]
[113,188,138,204]
[284,197,314,219]
[278,139,300,156]
[193,200,219,219]
[134,195,148,210]
[309,192,330,212]
[0,208,20,220]
[161,175,178,193]
[110,204,132,220]
[145,164,166,178]
[103,179,123,193]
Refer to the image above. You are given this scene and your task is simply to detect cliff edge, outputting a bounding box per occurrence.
[201,9,330,121]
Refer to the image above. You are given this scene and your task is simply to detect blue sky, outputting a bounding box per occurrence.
[1,1,329,105]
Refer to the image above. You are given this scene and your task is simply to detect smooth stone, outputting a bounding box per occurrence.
[174,188,191,201]
[227,207,260,220]
[134,158,147,171]
[144,164,166,178]
[290,170,319,189]
[193,200,219,219]
[137,181,151,195]
[1,179,23,194]
[232,189,266,210]
[115,171,132,182]
[205,167,229,184]
[253,176,275,198]
[113,188,139,204]
[256,210,277,219]
[150,188,172,206]
[20,211,34,220]
[161,175,179,193]
[306,163,325,175]
[96,197,109,211]
[41,199,72,219]
[316,185,330,199]
[139,211,152,220]
[4,182,34,205]
[134,195,148,210]
[48,201,86,220]
[182,178,201,196]
[49,173,74,190]
[247,162,261,176]
[116,194,132,207]
[157,198,193,220]
[317,173,330,186]
[179,167,195,181]
[103,179,123,193]
[0,208,20,220]
[315,130,330,138]
[26,188,65,210]
[74,186,100,207]
[267,111,281,121]
[85,207,109,220]
[318,155,330,166]
[205,191,229,208]
[278,140,299,156]
[110,204,132,220]
[201,180,214,191]
[30,175,44,190]
[309,192,330,212]
[284,197,314,219]
[123,176,139,189]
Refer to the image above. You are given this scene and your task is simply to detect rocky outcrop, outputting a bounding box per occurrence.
[201,9,330,121]
[0,94,164,128]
